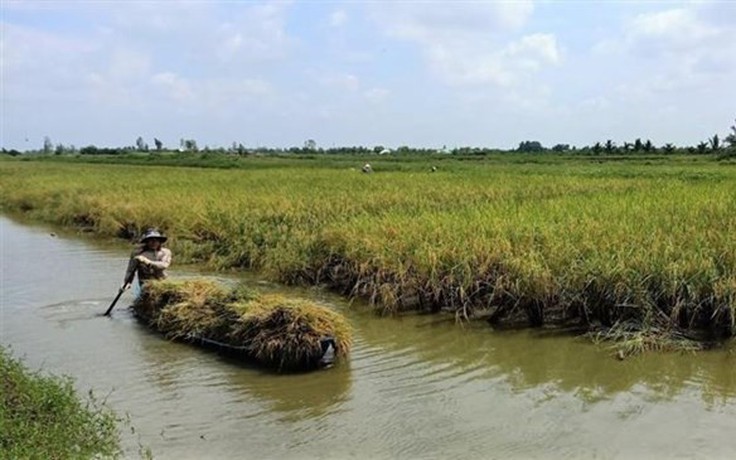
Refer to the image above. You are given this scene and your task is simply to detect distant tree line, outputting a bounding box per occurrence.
[6,119,735,158]
[517,131,736,157]
[79,146,130,155]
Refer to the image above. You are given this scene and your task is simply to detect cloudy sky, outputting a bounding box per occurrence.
[2,0,735,150]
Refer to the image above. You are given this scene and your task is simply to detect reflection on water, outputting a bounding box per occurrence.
[129,315,354,422]
[3,214,736,460]
[226,365,353,421]
[349,307,736,404]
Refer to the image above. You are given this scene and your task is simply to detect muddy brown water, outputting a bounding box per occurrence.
[2,215,736,459]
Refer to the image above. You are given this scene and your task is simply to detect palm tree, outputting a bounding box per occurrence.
[604,139,615,154]
[643,140,654,153]
[634,138,643,152]
[725,119,736,149]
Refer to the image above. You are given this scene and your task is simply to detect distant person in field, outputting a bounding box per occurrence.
[122,228,172,291]
[362,163,373,173]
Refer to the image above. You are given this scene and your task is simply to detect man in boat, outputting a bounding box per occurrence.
[121,228,172,291]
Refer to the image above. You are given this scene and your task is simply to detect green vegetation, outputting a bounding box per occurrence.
[12,117,736,157]
[1,154,735,355]
[0,346,120,459]
[133,279,352,372]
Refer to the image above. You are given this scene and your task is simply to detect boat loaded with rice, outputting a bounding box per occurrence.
[131,279,352,372]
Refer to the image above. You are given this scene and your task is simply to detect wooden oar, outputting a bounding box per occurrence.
[103,288,126,317]
[104,269,136,317]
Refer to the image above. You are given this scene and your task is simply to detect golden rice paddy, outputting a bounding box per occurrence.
[2,154,734,354]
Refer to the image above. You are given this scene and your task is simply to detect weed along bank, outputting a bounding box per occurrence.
[132,279,352,372]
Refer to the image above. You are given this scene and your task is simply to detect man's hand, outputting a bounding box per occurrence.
[135,255,151,265]
[121,282,132,291]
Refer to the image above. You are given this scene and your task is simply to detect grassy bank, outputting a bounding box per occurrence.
[1,155,735,354]
[0,346,120,459]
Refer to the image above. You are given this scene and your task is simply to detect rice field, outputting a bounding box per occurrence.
[2,155,735,353]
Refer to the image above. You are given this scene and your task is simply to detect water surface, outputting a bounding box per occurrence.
[2,215,736,459]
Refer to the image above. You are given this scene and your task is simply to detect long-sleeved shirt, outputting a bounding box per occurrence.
[124,246,172,283]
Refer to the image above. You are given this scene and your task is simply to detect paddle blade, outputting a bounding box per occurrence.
[103,289,124,316]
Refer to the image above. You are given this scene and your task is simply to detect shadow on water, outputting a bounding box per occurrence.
[224,364,353,422]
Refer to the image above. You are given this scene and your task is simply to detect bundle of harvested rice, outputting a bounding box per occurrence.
[230,294,353,372]
[132,279,352,372]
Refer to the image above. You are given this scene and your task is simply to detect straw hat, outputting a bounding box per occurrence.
[141,228,168,243]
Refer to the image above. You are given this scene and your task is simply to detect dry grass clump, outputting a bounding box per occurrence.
[132,279,351,372]
[587,320,707,359]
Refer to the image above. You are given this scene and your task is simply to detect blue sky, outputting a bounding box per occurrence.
[2,0,735,150]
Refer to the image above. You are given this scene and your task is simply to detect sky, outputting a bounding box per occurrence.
[2,0,735,150]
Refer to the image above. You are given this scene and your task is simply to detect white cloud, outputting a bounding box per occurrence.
[2,2,292,149]
[2,3,288,107]
[152,72,195,103]
[626,7,719,56]
[151,72,274,110]
[371,2,559,86]
[613,4,735,66]
[73,45,152,107]
[151,73,273,109]
[108,48,151,81]
[339,74,360,91]
[1,22,104,107]
[563,2,736,146]
[364,88,389,103]
[86,2,294,65]
[506,33,560,66]
[214,3,292,62]
[602,3,736,98]
[217,29,245,61]
[319,73,360,92]
[410,32,560,86]
[381,1,534,37]
[629,8,712,41]
[330,10,348,27]
[494,1,535,29]
[200,78,274,107]
[1,22,97,73]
